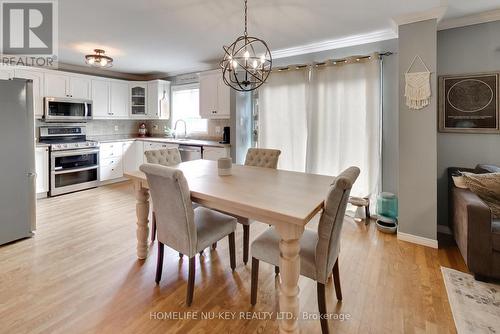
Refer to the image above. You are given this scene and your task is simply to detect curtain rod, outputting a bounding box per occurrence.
[275,51,394,72]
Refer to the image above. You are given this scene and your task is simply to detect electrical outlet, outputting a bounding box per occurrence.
[114,125,119,132]
[215,126,221,135]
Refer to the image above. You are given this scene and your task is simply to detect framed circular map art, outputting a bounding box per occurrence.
[438,73,499,133]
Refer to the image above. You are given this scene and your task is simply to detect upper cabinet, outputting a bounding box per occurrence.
[110,81,130,118]
[130,82,148,117]
[14,69,44,118]
[147,80,171,119]
[92,79,130,119]
[44,73,91,99]
[199,70,230,119]
[91,79,111,118]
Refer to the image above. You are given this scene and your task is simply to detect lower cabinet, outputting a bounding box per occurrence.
[143,141,179,152]
[35,146,49,196]
[203,147,230,161]
[123,141,144,173]
[99,142,124,182]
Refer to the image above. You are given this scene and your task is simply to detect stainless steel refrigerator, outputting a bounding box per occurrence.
[0,78,35,245]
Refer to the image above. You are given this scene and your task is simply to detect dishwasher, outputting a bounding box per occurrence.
[178,145,202,161]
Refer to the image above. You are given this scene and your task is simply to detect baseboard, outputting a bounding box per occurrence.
[99,177,129,186]
[397,232,438,249]
[437,224,453,235]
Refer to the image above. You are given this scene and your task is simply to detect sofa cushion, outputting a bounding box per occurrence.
[474,164,500,174]
[492,219,500,251]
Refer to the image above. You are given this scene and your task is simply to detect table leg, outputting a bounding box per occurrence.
[134,180,150,259]
[276,224,304,334]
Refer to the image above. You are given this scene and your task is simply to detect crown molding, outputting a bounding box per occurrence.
[271,29,397,59]
[438,8,500,31]
[392,6,447,27]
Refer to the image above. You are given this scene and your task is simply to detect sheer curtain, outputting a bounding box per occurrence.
[307,59,381,199]
[259,70,309,172]
[259,58,381,199]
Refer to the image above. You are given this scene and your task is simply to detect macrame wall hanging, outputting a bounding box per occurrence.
[405,55,431,110]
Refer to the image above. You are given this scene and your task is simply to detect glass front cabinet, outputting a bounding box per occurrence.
[130,82,147,117]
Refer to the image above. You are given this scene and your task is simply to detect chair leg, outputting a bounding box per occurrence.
[251,257,259,305]
[151,211,157,242]
[317,282,329,334]
[228,232,236,271]
[275,266,280,275]
[212,242,217,249]
[155,242,164,284]
[332,259,342,301]
[186,257,196,306]
[243,224,250,265]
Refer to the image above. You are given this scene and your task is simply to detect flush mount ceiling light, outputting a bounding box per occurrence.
[85,49,113,68]
[220,0,272,92]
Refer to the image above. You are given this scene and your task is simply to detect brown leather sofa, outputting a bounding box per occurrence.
[448,164,500,281]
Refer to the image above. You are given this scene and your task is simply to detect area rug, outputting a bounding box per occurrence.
[441,267,500,334]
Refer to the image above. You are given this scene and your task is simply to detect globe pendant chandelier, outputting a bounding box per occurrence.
[220,0,272,92]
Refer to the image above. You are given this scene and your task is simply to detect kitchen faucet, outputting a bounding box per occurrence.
[173,119,187,139]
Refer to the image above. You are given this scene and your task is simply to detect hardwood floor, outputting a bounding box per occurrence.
[0,182,466,334]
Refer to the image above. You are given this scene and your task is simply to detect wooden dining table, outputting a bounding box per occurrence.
[125,159,332,334]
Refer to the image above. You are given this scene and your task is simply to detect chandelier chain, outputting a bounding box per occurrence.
[244,0,248,37]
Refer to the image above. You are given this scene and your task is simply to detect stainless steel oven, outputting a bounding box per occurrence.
[50,148,100,196]
[44,97,93,122]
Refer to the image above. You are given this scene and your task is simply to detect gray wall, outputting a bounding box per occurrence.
[398,19,438,241]
[437,21,500,228]
[273,39,399,194]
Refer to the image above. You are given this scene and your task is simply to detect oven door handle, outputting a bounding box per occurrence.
[53,165,99,175]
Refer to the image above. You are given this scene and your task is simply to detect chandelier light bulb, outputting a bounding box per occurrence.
[244,50,250,59]
[260,54,266,64]
[88,58,95,64]
[101,58,108,66]
[252,60,258,68]
[232,60,238,69]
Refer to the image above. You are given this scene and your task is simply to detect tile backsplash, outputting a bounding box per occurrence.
[36,118,229,141]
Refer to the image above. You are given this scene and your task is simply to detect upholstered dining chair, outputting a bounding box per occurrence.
[237,148,281,265]
[144,148,182,242]
[250,166,360,334]
[140,163,237,306]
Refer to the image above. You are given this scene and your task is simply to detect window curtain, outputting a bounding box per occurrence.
[259,70,309,172]
[259,58,381,199]
[306,58,381,199]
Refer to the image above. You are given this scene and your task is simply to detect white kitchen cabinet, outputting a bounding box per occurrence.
[143,141,179,152]
[147,80,170,119]
[99,142,124,181]
[199,70,230,119]
[35,146,49,196]
[130,82,148,117]
[0,68,14,80]
[203,146,230,161]
[15,69,44,118]
[110,80,130,118]
[123,141,144,173]
[91,79,111,118]
[44,72,67,97]
[44,73,91,99]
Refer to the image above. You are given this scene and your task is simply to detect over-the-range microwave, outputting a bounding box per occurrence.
[44,97,93,122]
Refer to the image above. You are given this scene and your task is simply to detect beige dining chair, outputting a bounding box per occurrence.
[250,166,360,334]
[140,163,237,306]
[144,148,182,242]
[234,148,281,265]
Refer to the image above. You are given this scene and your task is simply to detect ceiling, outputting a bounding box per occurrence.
[58,0,500,76]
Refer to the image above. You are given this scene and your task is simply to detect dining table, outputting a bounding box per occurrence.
[124,159,332,334]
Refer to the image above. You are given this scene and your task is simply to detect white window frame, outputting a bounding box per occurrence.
[171,83,207,135]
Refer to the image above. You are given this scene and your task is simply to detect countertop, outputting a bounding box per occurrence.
[87,135,230,148]
[35,143,50,148]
